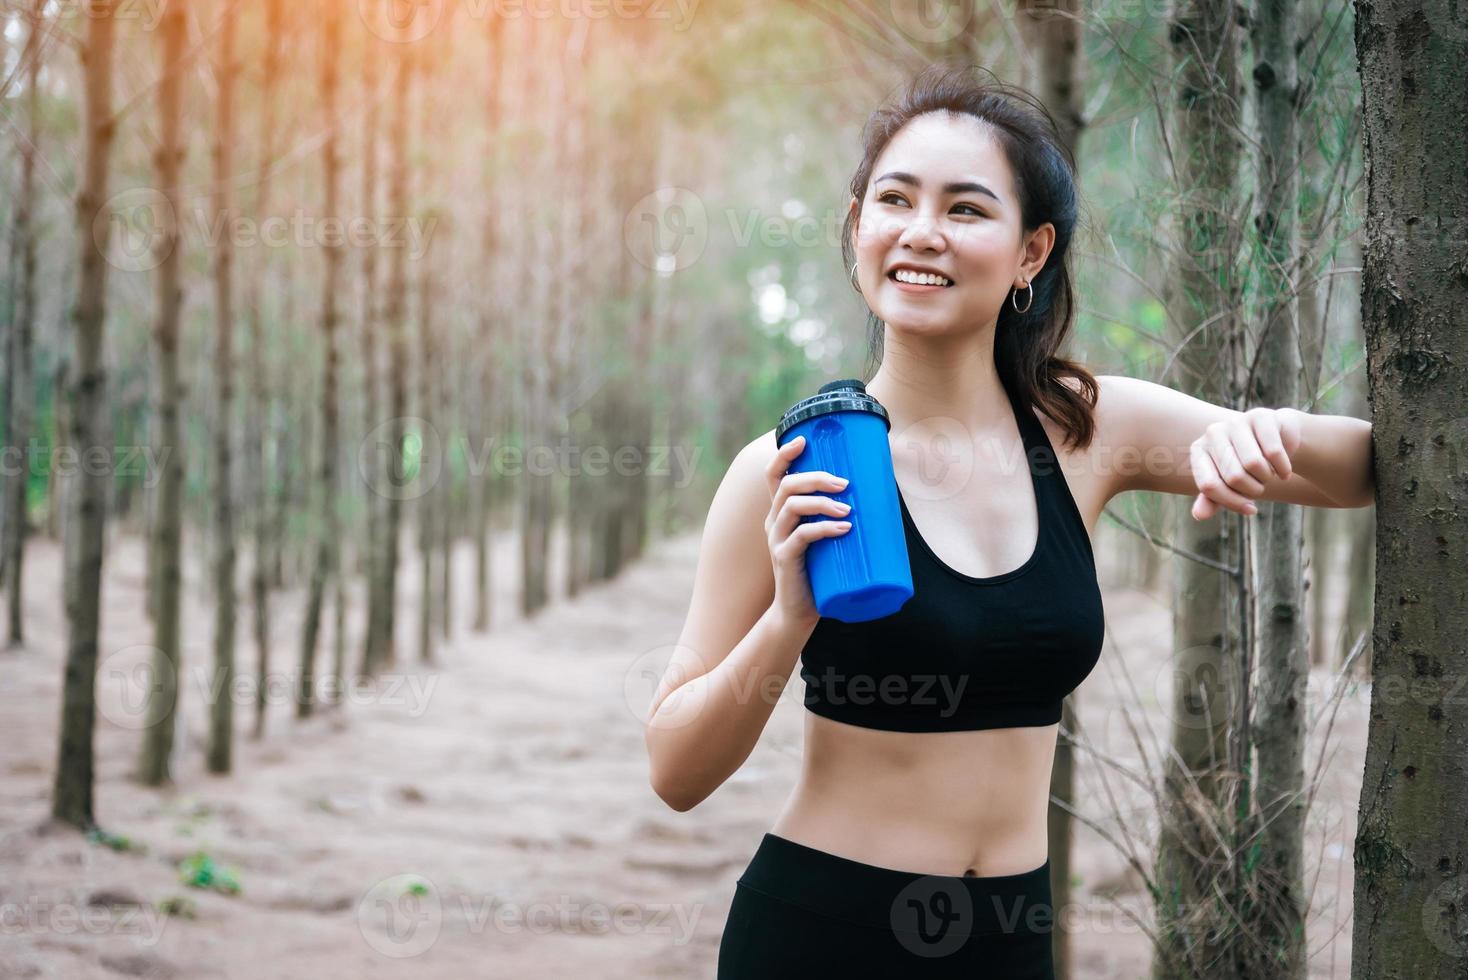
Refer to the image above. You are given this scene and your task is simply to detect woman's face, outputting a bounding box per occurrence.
[851,111,1053,336]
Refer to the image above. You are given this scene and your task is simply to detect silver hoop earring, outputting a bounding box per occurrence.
[1011,279,1034,314]
[850,261,861,294]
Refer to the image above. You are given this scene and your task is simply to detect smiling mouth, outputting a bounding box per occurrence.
[888,270,955,287]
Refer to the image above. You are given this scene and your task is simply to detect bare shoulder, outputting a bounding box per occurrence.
[732,427,781,497]
[1039,373,1134,533]
[706,427,782,547]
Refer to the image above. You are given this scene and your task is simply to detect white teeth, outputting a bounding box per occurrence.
[892,269,952,286]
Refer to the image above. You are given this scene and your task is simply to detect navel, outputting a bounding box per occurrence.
[963,868,977,877]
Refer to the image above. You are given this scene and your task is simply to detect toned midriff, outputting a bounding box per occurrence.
[769,711,1059,878]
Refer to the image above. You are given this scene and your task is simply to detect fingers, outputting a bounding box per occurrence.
[765,435,807,499]
[1190,440,1259,518]
[1246,409,1293,480]
[772,517,852,563]
[765,435,850,530]
[1212,430,1268,496]
[770,493,852,544]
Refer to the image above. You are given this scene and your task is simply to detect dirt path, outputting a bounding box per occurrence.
[0,522,1366,978]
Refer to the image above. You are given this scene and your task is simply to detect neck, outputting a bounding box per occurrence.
[863,324,1011,437]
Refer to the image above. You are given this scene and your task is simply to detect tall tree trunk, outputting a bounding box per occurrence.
[416,249,436,666]
[4,0,43,648]
[365,32,414,672]
[1246,0,1307,968]
[297,0,343,718]
[249,0,283,740]
[519,19,555,617]
[1152,0,1249,975]
[3,0,44,646]
[1351,0,1463,968]
[439,379,452,642]
[472,13,508,634]
[206,2,239,774]
[51,0,119,831]
[138,0,187,788]
[358,40,384,671]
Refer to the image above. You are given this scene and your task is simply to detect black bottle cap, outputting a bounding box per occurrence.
[775,379,889,445]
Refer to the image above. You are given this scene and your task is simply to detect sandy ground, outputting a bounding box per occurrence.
[0,517,1368,979]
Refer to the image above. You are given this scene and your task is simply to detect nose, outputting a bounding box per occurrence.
[895,211,945,253]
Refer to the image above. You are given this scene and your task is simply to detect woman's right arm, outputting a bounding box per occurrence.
[643,432,852,812]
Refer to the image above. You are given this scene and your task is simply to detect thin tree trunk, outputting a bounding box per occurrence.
[206,3,239,774]
[248,0,283,740]
[519,19,554,617]
[416,250,436,666]
[472,14,507,634]
[4,0,43,648]
[51,0,119,831]
[439,404,452,641]
[357,42,384,674]
[365,34,414,672]
[1246,0,1307,966]
[138,0,186,788]
[297,0,343,718]
[1151,0,1249,974]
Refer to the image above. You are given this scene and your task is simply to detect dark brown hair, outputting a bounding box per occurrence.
[842,63,1098,452]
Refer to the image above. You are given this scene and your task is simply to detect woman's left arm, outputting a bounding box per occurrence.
[1094,375,1376,519]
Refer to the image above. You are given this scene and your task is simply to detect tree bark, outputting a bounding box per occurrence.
[519,19,555,617]
[248,0,283,740]
[206,1,239,773]
[3,0,44,649]
[1151,0,1250,975]
[417,245,437,666]
[297,0,343,717]
[1351,0,1464,971]
[1246,0,1307,967]
[51,0,120,831]
[358,35,384,671]
[138,0,187,788]
[364,31,414,673]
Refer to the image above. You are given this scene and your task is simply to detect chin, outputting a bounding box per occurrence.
[876,297,959,326]
[880,314,968,337]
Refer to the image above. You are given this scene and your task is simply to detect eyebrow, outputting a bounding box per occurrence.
[874,171,1001,204]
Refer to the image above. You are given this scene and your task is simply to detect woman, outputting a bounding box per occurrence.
[643,65,1375,979]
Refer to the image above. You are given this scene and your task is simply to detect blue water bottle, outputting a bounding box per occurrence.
[774,379,913,622]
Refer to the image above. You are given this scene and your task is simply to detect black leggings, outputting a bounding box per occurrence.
[717,833,1056,979]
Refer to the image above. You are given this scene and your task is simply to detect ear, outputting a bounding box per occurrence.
[1019,223,1056,283]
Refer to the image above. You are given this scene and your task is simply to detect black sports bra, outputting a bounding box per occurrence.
[798,377,1105,733]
